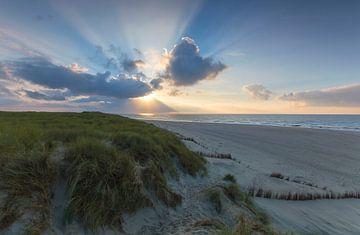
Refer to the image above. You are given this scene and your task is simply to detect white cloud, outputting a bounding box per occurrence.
[242,84,273,100]
[280,84,360,107]
[68,63,89,73]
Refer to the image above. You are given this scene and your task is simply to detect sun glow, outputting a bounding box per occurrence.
[139,94,155,102]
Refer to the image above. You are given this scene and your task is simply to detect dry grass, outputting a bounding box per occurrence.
[217,213,281,235]
[193,218,224,229]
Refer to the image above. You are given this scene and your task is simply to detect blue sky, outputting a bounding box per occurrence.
[0,0,359,113]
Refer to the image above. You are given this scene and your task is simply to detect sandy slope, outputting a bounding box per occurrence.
[255,198,360,234]
[149,121,360,234]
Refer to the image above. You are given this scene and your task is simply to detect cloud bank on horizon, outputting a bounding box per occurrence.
[0,0,360,114]
[280,84,360,107]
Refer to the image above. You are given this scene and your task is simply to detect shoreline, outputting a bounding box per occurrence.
[133,116,360,133]
[144,118,360,134]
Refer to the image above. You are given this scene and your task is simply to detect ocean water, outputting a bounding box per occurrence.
[125,114,360,132]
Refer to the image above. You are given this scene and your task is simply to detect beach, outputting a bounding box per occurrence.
[149,120,360,234]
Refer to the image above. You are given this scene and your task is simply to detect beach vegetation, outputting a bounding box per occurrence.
[223,174,237,183]
[0,111,206,233]
[205,188,223,213]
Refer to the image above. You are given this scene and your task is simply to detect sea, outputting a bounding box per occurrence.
[124,114,360,132]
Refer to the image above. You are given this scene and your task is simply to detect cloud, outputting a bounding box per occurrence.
[122,57,145,72]
[280,84,360,106]
[242,84,273,100]
[0,83,12,96]
[89,45,119,71]
[133,48,143,58]
[67,63,88,73]
[107,44,122,55]
[2,57,151,99]
[225,51,246,57]
[168,89,182,96]
[0,66,6,79]
[24,90,66,101]
[150,78,163,90]
[89,45,146,74]
[0,30,45,58]
[70,96,175,114]
[161,37,226,86]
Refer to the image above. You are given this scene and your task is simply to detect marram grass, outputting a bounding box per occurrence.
[0,111,206,233]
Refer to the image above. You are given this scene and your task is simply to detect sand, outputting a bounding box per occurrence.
[149,120,360,234]
[3,120,360,234]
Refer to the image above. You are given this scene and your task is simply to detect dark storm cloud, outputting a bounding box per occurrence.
[242,84,274,100]
[162,37,226,86]
[280,84,360,106]
[3,57,151,99]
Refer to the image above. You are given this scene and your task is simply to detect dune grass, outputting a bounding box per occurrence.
[0,111,206,232]
[207,177,276,235]
[205,188,223,213]
[223,174,236,183]
[0,147,55,234]
[217,215,253,235]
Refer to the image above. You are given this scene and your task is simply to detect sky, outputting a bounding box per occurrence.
[0,0,359,114]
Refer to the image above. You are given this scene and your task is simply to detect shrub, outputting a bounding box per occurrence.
[223,174,236,183]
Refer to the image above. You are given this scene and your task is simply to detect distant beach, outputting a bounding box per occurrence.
[149,120,360,234]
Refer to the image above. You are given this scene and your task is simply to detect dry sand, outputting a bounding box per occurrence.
[149,120,360,234]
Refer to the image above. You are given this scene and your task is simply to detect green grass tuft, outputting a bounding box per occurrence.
[223,174,236,183]
[223,183,246,202]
